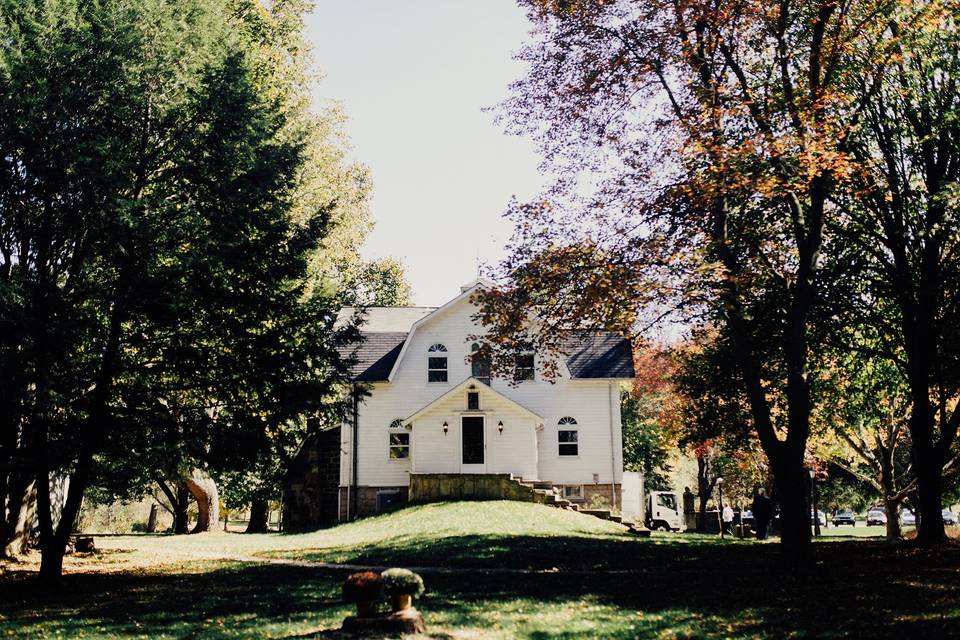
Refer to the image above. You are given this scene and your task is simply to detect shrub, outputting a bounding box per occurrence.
[342,571,383,603]
[587,494,612,510]
[381,568,425,598]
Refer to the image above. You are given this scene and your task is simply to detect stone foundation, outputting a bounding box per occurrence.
[338,486,410,519]
[582,483,622,509]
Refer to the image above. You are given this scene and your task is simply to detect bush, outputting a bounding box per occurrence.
[342,571,383,603]
[587,494,612,510]
[380,568,425,598]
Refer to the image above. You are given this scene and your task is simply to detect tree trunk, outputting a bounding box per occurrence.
[246,499,270,533]
[2,480,35,557]
[914,457,945,544]
[186,470,219,533]
[696,456,714,532]
[773,459,811,553]
[146,503,158,533]
[884,498,902,541]
[173,484,189,534]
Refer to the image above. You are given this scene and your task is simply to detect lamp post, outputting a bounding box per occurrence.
[717,477,725,540]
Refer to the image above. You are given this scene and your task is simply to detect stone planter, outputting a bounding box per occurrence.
[391,593,413,612]
[356,600,378,618]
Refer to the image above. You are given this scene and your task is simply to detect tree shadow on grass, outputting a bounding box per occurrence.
[276,533,960,638]
[0,562,351,639]
[2,537,960,639]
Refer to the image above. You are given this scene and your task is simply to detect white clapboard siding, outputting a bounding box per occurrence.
[340,294,623,487]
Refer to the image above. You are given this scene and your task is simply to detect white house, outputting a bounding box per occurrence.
[283,279,634,527]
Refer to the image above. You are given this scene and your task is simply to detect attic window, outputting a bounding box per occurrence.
[467,391,480,411]
[514,353,535,381]
[427,343,448,383]
[471,343,491,385]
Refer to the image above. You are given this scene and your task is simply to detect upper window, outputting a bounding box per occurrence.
[427,344,448,382]
[558,416,578,456]
[471,343,491,385]
[467,391,480,411]
[389,418,409,460]
[514,353,535,381]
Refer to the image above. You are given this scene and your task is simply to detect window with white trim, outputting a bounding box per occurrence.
[514,352,535,381]
[427,343,448,382]
[563,485,583,499]
[471,343,491,385]
[388,418,409,459]
[558,416,578,456]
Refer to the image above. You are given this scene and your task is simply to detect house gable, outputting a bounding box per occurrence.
[386,281,491,382]
[402,377,545,426]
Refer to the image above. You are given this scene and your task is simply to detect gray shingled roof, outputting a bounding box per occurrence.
[336,307,436,332]
[562,332,636,379]
[342,332,408,382]
[342,327,634,383]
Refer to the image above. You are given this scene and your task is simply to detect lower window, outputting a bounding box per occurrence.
[563,485,583,499]
[558,430,578,456]
[389,432,410,459]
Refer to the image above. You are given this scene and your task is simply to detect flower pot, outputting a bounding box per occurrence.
[356,600,378,618]
[391,594,412,611]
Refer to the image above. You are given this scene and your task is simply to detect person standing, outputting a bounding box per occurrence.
[752,488,773,540]
[722,504,734,534]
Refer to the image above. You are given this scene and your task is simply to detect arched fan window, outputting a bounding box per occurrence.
[558,417,578,457]
[427,344,448,383]
[388,418,409,459]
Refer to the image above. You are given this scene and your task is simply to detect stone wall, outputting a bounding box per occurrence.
[409,473,549,503]
[282,426,341,531]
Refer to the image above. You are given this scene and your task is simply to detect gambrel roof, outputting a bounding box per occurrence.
[338,284,634,383]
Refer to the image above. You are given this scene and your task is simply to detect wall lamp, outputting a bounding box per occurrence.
[442,421,449,435]
[498,420,504,435]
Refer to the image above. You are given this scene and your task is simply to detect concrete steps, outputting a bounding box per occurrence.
[506,476,618,521]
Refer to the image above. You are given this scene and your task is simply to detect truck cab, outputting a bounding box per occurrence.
[646,491,683,531]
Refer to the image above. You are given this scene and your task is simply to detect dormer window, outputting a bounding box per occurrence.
[428,343,448,382]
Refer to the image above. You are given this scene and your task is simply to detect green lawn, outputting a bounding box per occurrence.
[2,500,959,639]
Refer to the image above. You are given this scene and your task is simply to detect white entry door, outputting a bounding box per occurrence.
[460,416,486,473]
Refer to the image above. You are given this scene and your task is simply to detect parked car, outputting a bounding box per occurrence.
[810,510,826,526]
[900,509,916,526]
[943,510,958,526]
[832,509,857,526]
[866,508,887,526]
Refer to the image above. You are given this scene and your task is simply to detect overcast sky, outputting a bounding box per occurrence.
[306,1,543,306]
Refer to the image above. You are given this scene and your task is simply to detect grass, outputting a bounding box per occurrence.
[2,500,960,639]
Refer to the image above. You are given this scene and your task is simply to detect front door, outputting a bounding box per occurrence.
[461,416,485,473]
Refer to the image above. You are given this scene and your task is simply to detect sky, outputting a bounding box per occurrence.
[306,1,544,307]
